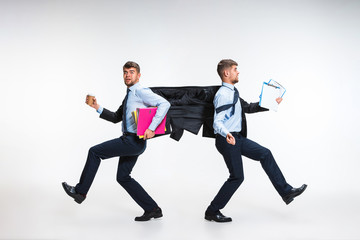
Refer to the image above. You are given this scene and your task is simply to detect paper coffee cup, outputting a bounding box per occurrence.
[86,94,95,106]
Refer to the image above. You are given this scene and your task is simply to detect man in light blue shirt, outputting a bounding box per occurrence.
[205,59,307,223]
[96,79,169,137]
[62,61,170,221]
[212,82,242,138]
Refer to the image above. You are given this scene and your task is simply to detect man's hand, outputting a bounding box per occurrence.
[226,133,236,145]
[86,95,100,110]
[276,97,283,104]
[143,129,155,140]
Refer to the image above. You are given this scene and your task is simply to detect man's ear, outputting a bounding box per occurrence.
[223,69,229,77]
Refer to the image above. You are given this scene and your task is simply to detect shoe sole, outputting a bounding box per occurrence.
[285,198,294,205]
[74,197,84,204]
[135,215,163,222]
[204,216,232,223]
[134,212,163,222]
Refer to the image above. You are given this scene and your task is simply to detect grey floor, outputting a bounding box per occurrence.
[1,179,359,240]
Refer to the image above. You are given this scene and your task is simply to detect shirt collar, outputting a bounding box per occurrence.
[128,82,141,92]
[222,82,235,90]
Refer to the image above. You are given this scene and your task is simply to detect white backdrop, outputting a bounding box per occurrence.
[1,0,360,239]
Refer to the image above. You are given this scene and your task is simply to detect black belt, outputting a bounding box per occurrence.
[123,132,137,137]
[230,132,242,136]
[215,132,241,137]
[216,132,241,137]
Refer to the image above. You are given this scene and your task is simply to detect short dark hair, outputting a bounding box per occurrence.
[123,61,140,73]
[217,59,238,78]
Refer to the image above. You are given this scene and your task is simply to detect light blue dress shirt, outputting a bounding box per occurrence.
[97,82,170,133]
[213,82,242,138]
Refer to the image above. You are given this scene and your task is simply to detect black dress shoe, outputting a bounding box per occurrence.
[135,207,163,221]
[62,182,86,204]
[282,184,307,205]
[205,210,232,223]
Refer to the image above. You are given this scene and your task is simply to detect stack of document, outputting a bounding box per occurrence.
[132,107,167,138]
[259,79,286,112]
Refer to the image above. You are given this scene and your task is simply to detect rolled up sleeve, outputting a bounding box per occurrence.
[137,88,170,131]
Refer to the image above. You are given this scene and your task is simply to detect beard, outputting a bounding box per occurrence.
[124,78,139,87]
[231,78,239,84]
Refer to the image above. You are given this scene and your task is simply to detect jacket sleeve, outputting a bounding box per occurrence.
[99,105,123,123]
[240,98,268,114]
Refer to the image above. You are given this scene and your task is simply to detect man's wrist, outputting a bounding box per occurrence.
[148,119,157,131]
[96,106,103,114]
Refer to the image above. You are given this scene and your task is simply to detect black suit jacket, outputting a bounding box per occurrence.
[99,86,268,141]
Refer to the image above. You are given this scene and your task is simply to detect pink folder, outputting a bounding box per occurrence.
[136,107,167,136]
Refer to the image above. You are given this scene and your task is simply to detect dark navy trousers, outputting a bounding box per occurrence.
[207,133,293,213]
[75,135,159,212]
